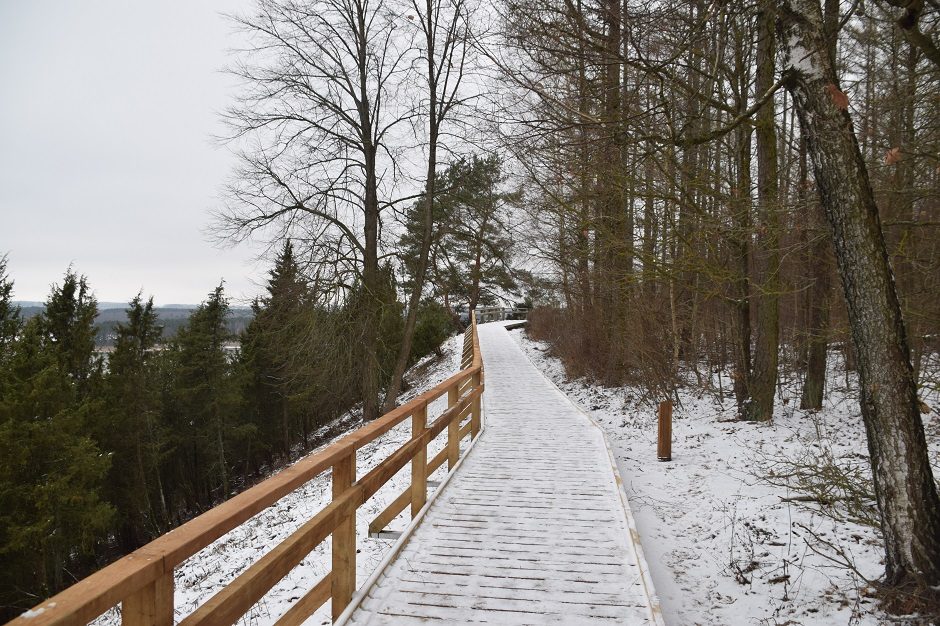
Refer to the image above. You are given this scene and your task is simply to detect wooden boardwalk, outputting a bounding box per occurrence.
[340,322,663,625]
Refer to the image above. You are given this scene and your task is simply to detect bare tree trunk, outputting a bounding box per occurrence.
[382,0,466,412]
[383,113,439,413]
[799,136,831,410]
[745,0,782,421]
[779,0,940,587]
[731,21,753,413]
[362,167,381,422]
[282,401,290,458]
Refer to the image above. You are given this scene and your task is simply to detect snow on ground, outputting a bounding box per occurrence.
[510,327,940,626]
[95,335,463,626]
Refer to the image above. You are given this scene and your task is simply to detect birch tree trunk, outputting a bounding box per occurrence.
[778,0,940,586]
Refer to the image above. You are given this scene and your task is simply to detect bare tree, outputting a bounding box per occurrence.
[218,0,413,420]
[383,0,471,413]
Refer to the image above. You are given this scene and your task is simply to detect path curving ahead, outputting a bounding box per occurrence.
[340,322,664,625]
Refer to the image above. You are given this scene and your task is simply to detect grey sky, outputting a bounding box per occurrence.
[0,1,265,305]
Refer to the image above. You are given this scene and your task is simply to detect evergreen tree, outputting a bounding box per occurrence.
[0,256,21,366]
[401,155,519,312]
[98,295,167,550]
[164,284,245,509]
[0,271,111,618]
[239,242,312,461]
[410,299,453,361]
[41,269,99,390]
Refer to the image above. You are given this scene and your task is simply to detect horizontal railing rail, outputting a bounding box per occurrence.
[9,313,484,626]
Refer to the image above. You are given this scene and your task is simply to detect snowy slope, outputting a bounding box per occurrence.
[510,328,939,626]
[95,335,463,626]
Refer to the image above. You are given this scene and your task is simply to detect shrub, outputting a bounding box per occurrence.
[411,300,454,362]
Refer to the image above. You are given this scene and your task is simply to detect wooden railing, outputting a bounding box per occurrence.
[9,314,484,626]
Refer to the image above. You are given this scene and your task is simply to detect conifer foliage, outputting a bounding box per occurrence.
[0,252,455,619]
[400,155,519,312]
[0,270,112,613]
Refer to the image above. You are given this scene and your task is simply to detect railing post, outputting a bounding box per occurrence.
[122,571,173,626]
[447,383,459,470]
[470,371,482,439]
[331,452,356,621]
[411,402,428,517]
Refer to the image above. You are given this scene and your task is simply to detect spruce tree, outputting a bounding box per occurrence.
[166,284,245,508]
[99,295,167,549]
[240,242,311,462]
[0,256,21,366]
[0,271,111,619]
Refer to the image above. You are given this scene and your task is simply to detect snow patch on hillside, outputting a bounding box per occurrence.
[510,328,939,626]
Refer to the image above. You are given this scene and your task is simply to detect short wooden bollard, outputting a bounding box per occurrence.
[657,400,672,462]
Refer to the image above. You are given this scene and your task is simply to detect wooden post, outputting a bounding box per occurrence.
[411,403,428,517]
[331,453,356,621]
[122,571,173,626]
[447,384,459,469]
[657,400,672,462]
[470,371,481,439]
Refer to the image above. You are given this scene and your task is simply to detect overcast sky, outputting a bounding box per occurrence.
[0,1,266,305]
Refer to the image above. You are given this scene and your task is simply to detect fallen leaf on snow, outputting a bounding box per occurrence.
[826,84,849,111]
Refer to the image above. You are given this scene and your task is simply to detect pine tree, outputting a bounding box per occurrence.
[401,155,518,312]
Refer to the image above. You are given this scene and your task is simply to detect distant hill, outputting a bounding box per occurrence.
[14,302,254,347]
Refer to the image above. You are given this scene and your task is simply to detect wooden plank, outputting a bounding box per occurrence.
[368,488,410,535]
[332,453,356,621]
[471,372,482,438]
[147,439,354,569]
[178,495,352,626]
[6,549,165,626]
[447,384,459,470]
[273,574,331,626]
[411,403,428,517]
[122,571,173,626]
[427,447,447,475]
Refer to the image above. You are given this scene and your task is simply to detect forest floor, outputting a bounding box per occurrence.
[510,326,940,626]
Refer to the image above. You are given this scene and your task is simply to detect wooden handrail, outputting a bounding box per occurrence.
[8,313,484,626]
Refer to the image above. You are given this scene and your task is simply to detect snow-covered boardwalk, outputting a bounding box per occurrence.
[341,322,663,625]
